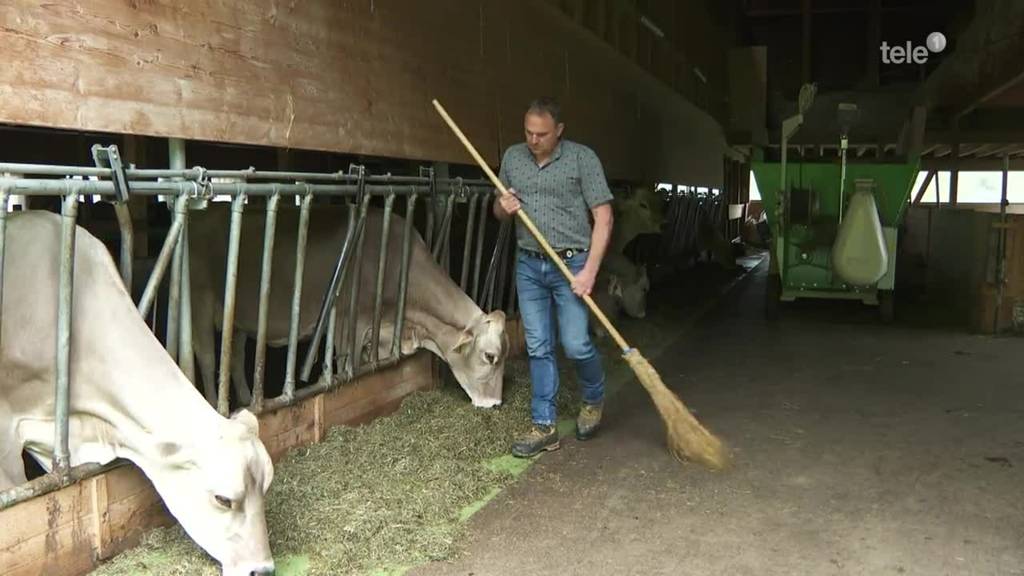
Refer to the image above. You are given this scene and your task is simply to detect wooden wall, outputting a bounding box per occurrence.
[0,0,727,186]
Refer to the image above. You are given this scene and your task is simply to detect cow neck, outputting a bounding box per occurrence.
[106,372,224,469]
[403,299,483,356]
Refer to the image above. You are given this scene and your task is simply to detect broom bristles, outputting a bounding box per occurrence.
[623,349,730,471]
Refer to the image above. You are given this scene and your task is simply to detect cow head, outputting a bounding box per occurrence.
[608,265,649,319]
[447,310,508,408]
[146,410,275,576]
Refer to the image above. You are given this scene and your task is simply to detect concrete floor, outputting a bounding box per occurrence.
[410,260,1024,576]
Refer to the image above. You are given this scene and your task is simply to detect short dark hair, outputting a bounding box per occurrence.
[526,97,562,124]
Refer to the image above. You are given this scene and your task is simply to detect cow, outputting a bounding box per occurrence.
[187,204,508,409]
[0,211,275,576]
[590,252,649,339]
[610,186,665,257]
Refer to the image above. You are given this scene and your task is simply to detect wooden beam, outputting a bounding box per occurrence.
[913,171,935,204]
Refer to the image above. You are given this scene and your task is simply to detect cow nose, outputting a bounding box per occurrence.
[248,566,275,576]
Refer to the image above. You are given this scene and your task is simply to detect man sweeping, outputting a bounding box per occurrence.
[492,97,614,458]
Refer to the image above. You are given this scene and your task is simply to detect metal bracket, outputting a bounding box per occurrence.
[91,144,130,204]
[453,176,468,203]
[348,164,366,206]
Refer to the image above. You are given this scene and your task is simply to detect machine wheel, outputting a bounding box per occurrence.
[878,290,894,324]
[765,274,782,322]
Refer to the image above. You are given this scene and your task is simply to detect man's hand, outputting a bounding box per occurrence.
[496,188,522,217]
[571,265,598,297]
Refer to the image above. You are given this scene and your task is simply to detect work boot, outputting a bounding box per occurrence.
[511,424,560,458]
[575,402,603,441]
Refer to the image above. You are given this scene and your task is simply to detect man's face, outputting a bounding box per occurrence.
[524,112,564,160]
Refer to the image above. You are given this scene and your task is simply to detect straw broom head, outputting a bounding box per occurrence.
[623,349,731,471]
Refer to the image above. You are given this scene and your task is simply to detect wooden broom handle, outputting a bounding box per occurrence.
[432,99,632,353]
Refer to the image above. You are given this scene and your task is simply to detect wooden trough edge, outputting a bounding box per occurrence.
[0,350,441,576]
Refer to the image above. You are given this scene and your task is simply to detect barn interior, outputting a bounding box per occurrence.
[1,1,1023,575]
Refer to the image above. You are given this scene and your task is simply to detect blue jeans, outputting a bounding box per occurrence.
[516,249,606,425]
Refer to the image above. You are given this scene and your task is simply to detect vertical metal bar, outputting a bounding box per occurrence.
[112,202,133,289]
[137,195,187,319]
[995,153,1010,333]
[431,193,453,262]
[324,298,337,384]
[425,197,435,251]
[460,194,479,291]
[441,191,455,274]
[0,185,9,348]
[253,192,280,410]
[166,199,187,361]
[495,222,511,313]
[371,192,396,364]
[481,219,510,311]
[54,192,79,477]
[425,171,436,250]
[284,192,313,399]
[392,193,417,359]
[217,191,247,415]
[178,216,195,384]
[300,197,361,382]
[471,190,488,302]
[345,195,372,378]
[336,205,358,372]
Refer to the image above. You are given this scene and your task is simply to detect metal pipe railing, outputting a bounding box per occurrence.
[0,157,522,511]
[178,217,195,384]
[217,192,247,415]
[0,162,491,189]
[300,198,360,384]
[432,193,454,263]
[471,190,489,302]
[344,194,372,379]
[0,185,9,348]
[112,202,133,289]
[252,193,281,411]
[283,193,313,399]
[371,192,396,365]
[392,193,418,359]
[325,205,359,383]
[166,200,188,362]
[460,194,479,291]
[137,193,189,318]
[54,192,79,478]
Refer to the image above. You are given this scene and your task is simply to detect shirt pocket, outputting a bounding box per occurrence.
[566,175,582,194]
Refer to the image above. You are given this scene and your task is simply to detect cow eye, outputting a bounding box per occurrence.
[483,352,497,365]
[214,495,233,509]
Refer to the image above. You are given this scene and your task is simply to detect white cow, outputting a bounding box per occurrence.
[0,212,275,576]
[188,205,508,408]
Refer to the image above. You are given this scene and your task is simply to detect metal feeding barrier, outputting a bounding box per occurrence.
[0,145,517,509]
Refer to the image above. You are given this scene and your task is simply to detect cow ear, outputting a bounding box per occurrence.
[485,309,506,327]
[450,328,474,355]
[231,409,260,437]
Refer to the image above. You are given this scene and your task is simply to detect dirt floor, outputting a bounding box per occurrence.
[409,257,1024,576]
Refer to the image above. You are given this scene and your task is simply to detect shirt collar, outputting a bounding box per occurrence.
[531,139,564,168]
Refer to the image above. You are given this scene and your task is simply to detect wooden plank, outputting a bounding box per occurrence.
[89,475,110,561]
[0,0,728,186]
[103,483,171,561]
[0,480,90,547]
[3,520,96,576]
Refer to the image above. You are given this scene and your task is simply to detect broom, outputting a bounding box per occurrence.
[432,99,730,470]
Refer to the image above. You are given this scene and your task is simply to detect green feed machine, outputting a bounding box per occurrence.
[752,86,923,322]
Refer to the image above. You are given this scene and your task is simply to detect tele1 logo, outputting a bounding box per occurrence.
[880,32,946,64]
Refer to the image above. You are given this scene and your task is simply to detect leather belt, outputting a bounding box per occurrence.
[519,247,588,260]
